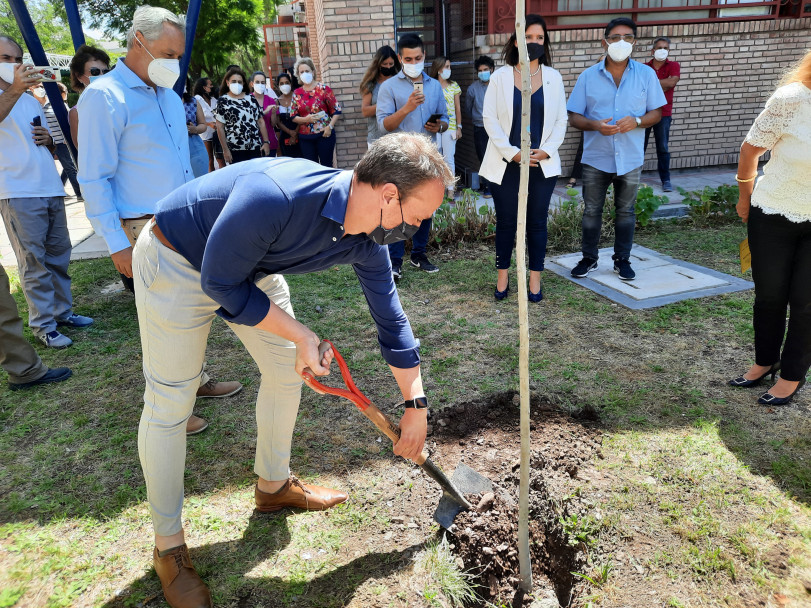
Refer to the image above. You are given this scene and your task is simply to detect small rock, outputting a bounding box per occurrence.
[407,522,418,528]
[315,305,323,313]
[512,394,520,405]
[410,469,419,477]
[476,438,484,445]
[496,543,509,553]
[481,546,494,556]
[301,552,312,560]
[455,557,464,569]
[438,418,448,427]
[475,492,495,512]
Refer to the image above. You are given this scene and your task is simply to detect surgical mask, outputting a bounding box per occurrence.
[380,66,397,77]
[367,204,420,245]
[402,62,424,79]
[607,39,633,62]
[33,85,46,97]
[279,84,292,95]
[254,83,266,94]
[440,68,451,80]
[88,75,102,84]
[135,35,180,88]
[527,43,545,62]
[654,48,669,61]
[229,82,243,95]
[478,70,490,83]
[0,62,16,84]
[300,71,314,85]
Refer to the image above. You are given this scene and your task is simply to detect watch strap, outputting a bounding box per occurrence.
[404,396,428,409]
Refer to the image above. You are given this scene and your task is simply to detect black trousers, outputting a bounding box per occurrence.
[748,206,811,381]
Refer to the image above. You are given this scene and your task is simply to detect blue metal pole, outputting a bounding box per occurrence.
[173,0,203,96]
[62,0,87,51]
[7,0,78,168]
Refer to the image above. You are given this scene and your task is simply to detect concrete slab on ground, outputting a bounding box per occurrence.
[546,245,753,310]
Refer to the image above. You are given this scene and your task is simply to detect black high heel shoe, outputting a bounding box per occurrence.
[728,362,780,387]
[528,286,543,303]
[757,378,806,406]
[494,281,510,301]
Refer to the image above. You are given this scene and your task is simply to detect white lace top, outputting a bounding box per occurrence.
[745,82,811,223]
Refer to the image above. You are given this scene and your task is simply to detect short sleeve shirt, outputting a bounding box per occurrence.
[645,59,680,117]
[443,81,462,130]
[215,95,262,151]
[291,83,342,136]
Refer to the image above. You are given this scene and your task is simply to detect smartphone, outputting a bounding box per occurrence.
[413,82,423,95]
[32,116,42,145]
[427,113,443,124]
[31,66,58,81]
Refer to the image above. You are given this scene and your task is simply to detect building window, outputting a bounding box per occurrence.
[394,0,441,58]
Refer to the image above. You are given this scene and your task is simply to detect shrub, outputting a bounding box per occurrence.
[429,188,496,247]
[547,188,615,253]
[679,184,739,223]
[635,185,668,226]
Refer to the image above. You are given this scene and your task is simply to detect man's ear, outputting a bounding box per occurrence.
[379,182,399,208]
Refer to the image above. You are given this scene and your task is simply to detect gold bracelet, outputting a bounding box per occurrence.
[735,174,757,183]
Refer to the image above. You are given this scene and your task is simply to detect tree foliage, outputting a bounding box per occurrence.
[81,0,274,81]
[0,0,79,55]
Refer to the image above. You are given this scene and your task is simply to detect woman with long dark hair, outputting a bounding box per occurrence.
[479,14,567,302]
[429,55,462,199]
[68,44,111,148]
[182,78,209,177]
[193,76,218,171]
[360,46,400,149]
[729,50,811,406]
[273,72,301,157]
[214,66,271,164]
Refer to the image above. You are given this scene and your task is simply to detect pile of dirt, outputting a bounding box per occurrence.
[427,392,604,606]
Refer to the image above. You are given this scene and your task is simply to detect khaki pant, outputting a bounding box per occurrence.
[133,226,301,536]
[0,263,46,383]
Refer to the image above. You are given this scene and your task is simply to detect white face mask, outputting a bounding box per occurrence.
[254,83,266,94]
[402,62,424,79]
[279,84,292,95]
[607,40,633,63]
[300,71,314,85]
[654,48,669,61]
[0,62,16,84]
[33,85,46,97]
[136,35,180,88]
[440,68,451,80]
[229,82,243,95]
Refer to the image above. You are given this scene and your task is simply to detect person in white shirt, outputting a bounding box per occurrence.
[0,35,93,349]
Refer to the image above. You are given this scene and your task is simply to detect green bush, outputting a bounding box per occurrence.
[636,185,668,226]
[547,187,615,253]
[429,188,496,247]
[679,184,739,223]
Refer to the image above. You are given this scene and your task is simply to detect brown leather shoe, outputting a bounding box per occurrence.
[255,476,348,512]
[185,415,209,436]
[196,378,243,399]
[153,545,212,608]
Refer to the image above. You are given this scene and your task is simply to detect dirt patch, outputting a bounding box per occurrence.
[427,391,604,606]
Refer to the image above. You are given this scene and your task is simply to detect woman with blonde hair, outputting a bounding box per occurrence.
[360,46,400,148]
[729,49,811,406]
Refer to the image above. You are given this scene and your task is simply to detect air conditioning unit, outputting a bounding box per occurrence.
[293,12,306,23]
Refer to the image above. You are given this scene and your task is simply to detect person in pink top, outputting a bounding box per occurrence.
[250,71,279,156]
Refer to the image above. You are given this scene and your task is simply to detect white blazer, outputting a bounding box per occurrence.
[479,64,568,185]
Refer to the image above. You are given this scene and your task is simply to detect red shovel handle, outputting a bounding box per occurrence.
[301,340,372,411]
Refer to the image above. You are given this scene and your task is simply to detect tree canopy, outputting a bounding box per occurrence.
[0,0,79,55]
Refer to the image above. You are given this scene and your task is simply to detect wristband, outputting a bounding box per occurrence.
[735,174,756,183]
[404,396,428,409]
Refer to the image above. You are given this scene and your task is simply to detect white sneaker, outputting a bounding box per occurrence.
[40,330,73,349]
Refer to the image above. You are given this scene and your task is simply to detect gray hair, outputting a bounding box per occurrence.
[293,57,316,78]
[126,5,186,50]
[356,133,456,201]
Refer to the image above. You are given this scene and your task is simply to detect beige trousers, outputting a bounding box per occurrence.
[133,226,302,536]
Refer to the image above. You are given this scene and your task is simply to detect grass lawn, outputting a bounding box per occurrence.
[1,218,809,607]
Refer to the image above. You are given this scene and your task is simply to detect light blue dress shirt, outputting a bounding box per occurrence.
[376,71,448,136]
[77,59,192,254]
[567,59,666,176]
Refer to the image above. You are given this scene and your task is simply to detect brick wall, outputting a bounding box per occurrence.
[304,0,396,168]
[454,17,811,183]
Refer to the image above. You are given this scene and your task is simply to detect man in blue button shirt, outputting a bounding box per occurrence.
[567,18,666,281]
[133,133,453,607]
[376,33,449,280]
[78,7,242,432]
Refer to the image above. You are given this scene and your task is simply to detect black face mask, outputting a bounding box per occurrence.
[367,202,420,245]
[527,43,545,62]
[380,66,397,77]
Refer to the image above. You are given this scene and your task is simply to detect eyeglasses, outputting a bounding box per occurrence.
[1,54,23,63]
[89,67,111,76]
[605,34,635,43]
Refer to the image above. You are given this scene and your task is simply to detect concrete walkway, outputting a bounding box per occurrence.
[0,164,738,270]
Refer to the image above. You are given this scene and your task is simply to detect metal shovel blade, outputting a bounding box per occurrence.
[432,462,493,529]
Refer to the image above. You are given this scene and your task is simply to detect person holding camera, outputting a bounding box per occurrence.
[291,57,342,166]
[376,33,448,279]
[0,35,93,349]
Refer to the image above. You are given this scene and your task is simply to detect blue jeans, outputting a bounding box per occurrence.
[388,217,432,267]
[644,115,672,185]
[188,135,209,178]
[581,164,640,260]
[299,132,336,167]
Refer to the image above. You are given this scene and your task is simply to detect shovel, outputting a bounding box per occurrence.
[302,340,492,529]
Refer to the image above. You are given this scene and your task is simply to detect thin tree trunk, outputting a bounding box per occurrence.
[514,1,533,595]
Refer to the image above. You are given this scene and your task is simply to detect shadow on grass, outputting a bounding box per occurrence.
[97,511,421,608]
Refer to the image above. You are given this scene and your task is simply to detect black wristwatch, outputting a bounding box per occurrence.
[404,396,428,409]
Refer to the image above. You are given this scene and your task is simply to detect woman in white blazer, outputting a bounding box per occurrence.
[480,14,568,302]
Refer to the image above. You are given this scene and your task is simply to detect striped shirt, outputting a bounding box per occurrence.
[42,100,66,145]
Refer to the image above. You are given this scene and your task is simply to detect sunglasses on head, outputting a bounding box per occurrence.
[89,67,111,76]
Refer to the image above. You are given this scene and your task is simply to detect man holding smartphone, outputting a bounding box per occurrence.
[0,35,93,349]
[376,33,448,280]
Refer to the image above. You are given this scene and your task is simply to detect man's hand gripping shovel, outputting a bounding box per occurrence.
[302,340,492,529]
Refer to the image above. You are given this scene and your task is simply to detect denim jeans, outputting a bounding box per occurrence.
[644,115,672,185]
[299,132,336,167]
[388,217,432,267]
[748,206,811,382]
[581,164,640,260]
